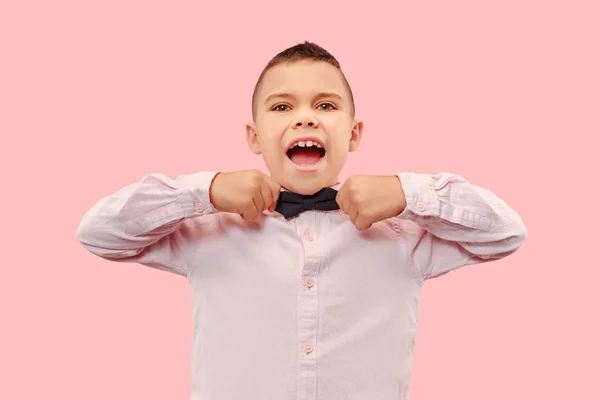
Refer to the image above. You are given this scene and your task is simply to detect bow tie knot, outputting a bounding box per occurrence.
[275,187,340,219]
[302,198,315,210]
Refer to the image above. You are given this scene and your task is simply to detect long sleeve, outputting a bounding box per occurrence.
[76,171,220,277]
[395,172,527,280]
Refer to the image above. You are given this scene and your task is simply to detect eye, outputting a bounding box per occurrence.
[272,104,291,112]
[317,103,336,111]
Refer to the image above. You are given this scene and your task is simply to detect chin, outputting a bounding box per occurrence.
[280,171,337,196]
[268,154,340,194]
[287,182,324,195]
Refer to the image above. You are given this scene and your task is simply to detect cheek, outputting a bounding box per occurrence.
[323,116,352,135]
[328,143,350,162]
[258,117,288,139]
[256,133,284,159]
[261,114,290,128]
[261,140,280,155]
[326,132,353,162]
[327,124,353,149]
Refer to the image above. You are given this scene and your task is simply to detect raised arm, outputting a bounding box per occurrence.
[76,171,219,277]
[395,172,528,279]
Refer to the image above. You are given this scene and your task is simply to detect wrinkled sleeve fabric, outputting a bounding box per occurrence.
[395,172,527,280]
[76,171,220,277]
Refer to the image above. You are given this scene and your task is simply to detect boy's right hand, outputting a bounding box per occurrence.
[209,170,281,220]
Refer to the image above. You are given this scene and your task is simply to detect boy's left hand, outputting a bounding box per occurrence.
[336,175,407,231]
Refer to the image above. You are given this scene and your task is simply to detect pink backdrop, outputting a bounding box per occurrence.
[2,0,598,398]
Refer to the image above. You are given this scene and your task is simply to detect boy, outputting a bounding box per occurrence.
[77,41,527,399]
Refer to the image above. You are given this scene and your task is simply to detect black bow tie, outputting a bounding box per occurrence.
[275,187,340,219]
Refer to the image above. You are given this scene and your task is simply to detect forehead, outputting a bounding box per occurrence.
[258,60,348,100]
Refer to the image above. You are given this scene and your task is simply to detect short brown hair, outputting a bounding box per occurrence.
[251,41,355,120]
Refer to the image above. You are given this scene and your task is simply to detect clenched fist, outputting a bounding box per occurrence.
[336,175,407,231]
[209,170,281,220]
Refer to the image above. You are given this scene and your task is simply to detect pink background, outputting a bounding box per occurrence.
[2,0,598,398]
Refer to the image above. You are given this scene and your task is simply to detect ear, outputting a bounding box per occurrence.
[245,122,262,154]
[348,120,364,152]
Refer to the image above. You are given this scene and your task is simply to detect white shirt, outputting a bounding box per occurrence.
[77,170,527,400]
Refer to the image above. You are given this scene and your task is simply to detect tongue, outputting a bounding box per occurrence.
[290,147,322,165]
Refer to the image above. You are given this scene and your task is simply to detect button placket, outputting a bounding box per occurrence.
[297,221,321,398]
[303,231,314,242]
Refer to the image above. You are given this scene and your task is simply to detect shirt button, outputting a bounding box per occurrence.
[304,343,314,354]
[304,278,314,288]
[303,232,314,242]
[195,201,205,213]
[417,203,426,212]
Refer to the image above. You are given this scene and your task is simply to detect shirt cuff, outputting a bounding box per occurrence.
[177,171,220,216]
[395,172,440,220]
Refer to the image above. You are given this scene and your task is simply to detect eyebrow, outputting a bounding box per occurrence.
[263,92,343,105]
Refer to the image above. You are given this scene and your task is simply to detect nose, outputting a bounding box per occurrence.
[292,113,319,129]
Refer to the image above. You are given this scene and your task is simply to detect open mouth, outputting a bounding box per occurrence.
[286,140,326,166]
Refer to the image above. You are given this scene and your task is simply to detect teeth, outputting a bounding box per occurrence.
[290,140,323,149]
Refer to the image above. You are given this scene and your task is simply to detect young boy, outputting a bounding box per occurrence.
[77,41,527,400]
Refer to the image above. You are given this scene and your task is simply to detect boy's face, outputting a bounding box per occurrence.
[246,60,363,195]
